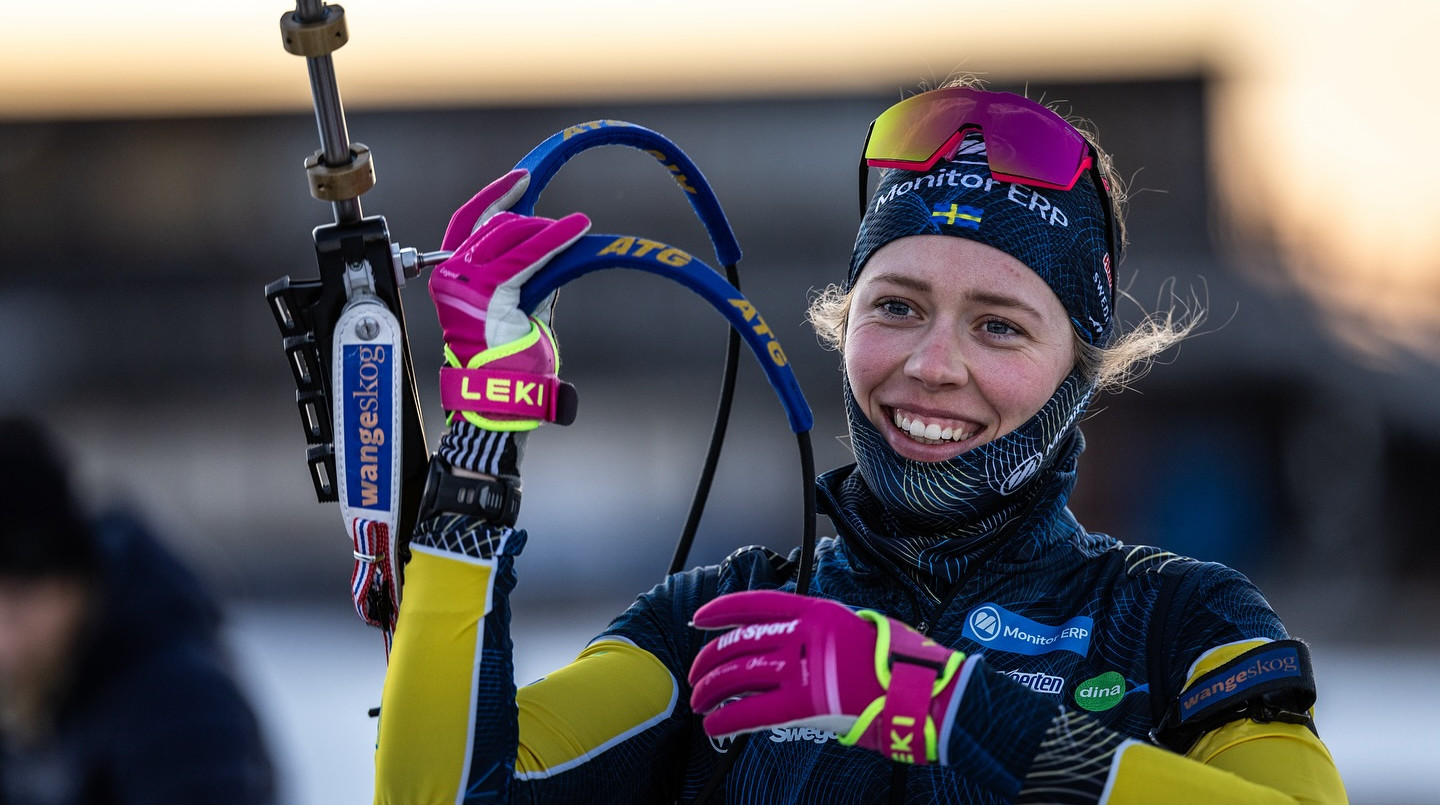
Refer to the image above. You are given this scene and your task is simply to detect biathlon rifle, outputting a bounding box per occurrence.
[264,0,436,653]
[263,3,819,657]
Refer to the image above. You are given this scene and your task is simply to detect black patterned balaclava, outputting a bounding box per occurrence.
[842,131,1115,561]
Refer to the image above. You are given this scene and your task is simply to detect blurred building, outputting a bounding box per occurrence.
[0,76,1436,649]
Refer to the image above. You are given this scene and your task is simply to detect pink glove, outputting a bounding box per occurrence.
[429,170,589,430]
[688,590,972,765]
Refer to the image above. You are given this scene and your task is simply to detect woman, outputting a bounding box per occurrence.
[373,83,1347,803]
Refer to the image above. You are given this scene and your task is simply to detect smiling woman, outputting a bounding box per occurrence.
[842,236,1075,463]
[372,81,1347,805]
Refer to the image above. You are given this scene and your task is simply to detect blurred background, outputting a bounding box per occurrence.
[2,0,1437,801]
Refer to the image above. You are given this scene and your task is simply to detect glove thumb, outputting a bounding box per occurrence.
[442,169,532,252]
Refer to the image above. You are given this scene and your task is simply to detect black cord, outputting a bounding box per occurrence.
[668,263,742,576]
[689,432,816,801]
[674,262,823,801]
[794,430,817,595]
[669,325,740,575]
[691,733,748,804]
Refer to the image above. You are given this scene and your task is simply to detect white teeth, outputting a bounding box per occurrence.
[892,411,971,445]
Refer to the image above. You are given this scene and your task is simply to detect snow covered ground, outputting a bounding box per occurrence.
[227,601,1439,805]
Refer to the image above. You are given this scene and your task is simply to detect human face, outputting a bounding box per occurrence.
[0,576,90,728]
[844,235,1076,463]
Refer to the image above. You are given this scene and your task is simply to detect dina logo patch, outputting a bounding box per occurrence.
[1074,671,1127,712]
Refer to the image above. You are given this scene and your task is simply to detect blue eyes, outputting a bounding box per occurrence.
[880,300,914,318]
[874,298,1024,338]
[983,319,1021,336]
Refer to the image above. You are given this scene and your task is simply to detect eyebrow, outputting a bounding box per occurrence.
[865,271,930,294]
[864,271,1049,321]
[965,289,1047,322]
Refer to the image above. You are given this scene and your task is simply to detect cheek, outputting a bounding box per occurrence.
[974,354,1069,427]
[841,350,869,404]
[841,328,899,403]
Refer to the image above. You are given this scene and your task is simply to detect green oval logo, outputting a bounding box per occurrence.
[1074,671,1126,712]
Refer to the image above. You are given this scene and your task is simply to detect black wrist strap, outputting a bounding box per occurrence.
[418,456,522,527]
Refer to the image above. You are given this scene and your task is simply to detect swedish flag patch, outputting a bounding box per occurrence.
[931,203,982,229]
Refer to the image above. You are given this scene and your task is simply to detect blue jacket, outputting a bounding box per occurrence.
[457,464,1289,803]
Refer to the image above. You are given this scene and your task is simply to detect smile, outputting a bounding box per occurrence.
[892,409,976,445]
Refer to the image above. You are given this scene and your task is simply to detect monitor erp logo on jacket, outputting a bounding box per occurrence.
[962,602,1093,656]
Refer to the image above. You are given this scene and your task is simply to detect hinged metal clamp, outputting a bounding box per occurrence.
[343,258,377,299]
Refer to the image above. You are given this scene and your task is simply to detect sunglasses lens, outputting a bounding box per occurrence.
[865,92,980,166]
[865,89,1091,190]
[981,101,1090,189]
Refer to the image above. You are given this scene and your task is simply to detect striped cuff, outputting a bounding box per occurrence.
[437,422,526,477]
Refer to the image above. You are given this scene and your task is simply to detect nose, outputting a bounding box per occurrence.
[903,323,970,389]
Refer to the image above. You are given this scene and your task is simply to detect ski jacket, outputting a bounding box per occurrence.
[376,464,1345,804]
[0,511,275,804]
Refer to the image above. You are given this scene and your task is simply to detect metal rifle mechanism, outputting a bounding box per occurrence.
[264,2,818,655]
[265,0,433,652]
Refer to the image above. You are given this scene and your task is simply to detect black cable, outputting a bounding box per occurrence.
[667,261,742,575]
[794,430,817,595]
[668,277,742,576]
[669,243,822,800]
[687,431,817,803]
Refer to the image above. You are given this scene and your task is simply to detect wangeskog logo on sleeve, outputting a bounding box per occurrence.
[1179,645,1304,720]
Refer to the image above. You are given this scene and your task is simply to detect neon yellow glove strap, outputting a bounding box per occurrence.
[836,610,964,763]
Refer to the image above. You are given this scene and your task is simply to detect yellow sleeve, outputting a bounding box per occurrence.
[1105,640,1347,804]
[373,545,680,803]
[374,546,495,805]
[1105,722,1346,804]
[515,637,678,779]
